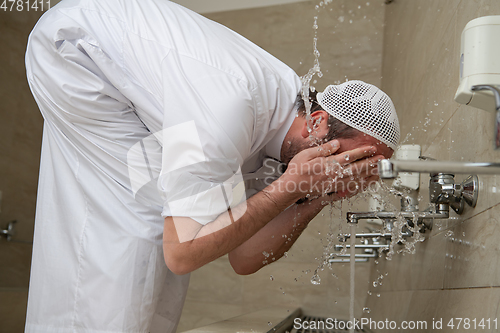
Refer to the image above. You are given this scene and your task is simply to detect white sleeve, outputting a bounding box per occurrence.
[158,50,255,225]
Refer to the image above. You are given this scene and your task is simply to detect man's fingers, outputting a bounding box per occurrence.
[330,145,378,166]
[302,140,340,160]
[338,155,383,178]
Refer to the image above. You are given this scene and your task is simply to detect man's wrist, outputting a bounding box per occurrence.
[264,174,304,210]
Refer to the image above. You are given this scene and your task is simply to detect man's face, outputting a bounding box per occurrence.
[282,132,393,166]
[335,133,394,159]
[280,110,394,165]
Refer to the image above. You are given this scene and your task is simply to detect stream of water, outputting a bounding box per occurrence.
[349,223,356,333]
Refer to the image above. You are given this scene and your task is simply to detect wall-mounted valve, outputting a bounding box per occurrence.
[329,170,480,263]
[429,174,478,214]
[1,220,16,241]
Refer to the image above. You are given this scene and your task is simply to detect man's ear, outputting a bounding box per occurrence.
[300,110,330,139]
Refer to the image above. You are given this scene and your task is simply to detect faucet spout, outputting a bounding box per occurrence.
[346,210,448,225]
[471,84,500,149]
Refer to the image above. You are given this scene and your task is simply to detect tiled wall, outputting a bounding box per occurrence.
[177,0,386,331]
[0,8,45,333]
[364,0,500,332]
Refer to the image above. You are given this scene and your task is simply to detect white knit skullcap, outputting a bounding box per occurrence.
[316,80,400,150]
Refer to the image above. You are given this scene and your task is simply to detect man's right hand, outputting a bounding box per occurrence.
[276,140,383,199]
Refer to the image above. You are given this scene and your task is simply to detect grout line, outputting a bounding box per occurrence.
[422,104,460,157]
[405,4,461,107]
[461,201,500,222]
[370,285,499,294]
[0,287,29,292]
[425,197,500,240]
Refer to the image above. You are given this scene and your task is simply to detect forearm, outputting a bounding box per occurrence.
[163,140,380,275]
[163,177,302,275]
[228,195,331,275]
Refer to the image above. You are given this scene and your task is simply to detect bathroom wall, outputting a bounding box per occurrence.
[177,0,387,330]
[364,0,500,332]
[0,8,46,333]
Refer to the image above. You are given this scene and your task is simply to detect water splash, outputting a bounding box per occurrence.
[300,13,324,146]
[349,223,356,333]
[310,272,321,285]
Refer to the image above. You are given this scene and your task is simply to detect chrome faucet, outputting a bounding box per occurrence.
[471,84,500,150]
[1,220,16,241]
[330,171,479,262]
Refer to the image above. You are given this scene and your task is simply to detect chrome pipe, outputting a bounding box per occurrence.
[328,258,369,263]
[334,244,389,249]
[346,210,448,224]
[332,253,378,258]
[348,232,392,238]
[343,232,412,239]
[378,159,500,179]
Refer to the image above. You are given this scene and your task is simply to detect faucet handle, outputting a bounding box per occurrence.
[1,220,16,242]
[429,174,478,214]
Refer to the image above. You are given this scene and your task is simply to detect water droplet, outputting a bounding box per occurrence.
[344,154,350,161]
[270,275,274,281]
[363,307,371,314]
[377,293,381,297]
[310,274,321,285]
[373,281,378,287]
[268,321,272,326]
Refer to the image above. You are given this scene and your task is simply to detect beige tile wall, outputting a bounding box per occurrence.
[178,0,387,331]
[0,7,45,333]
[364,0,500,332]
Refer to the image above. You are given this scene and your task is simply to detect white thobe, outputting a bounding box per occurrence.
[25,0,301,332]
